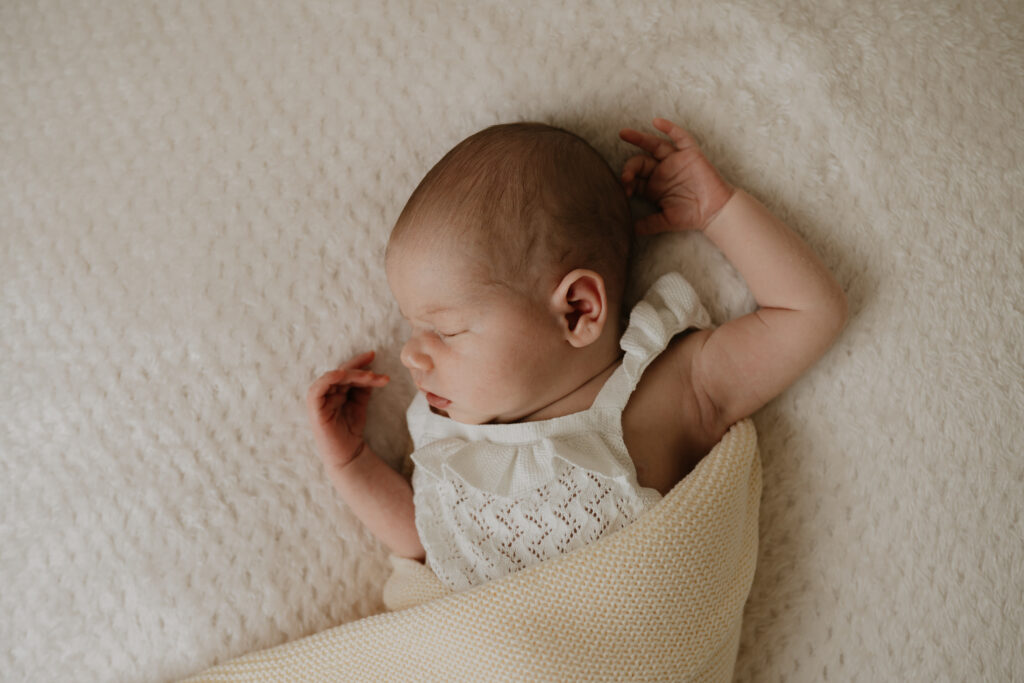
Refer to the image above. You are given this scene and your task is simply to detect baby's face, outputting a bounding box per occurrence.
[386,244,565,424]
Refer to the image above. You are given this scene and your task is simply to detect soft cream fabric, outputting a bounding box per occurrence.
[185,419,761,682]
[410,272,708,591]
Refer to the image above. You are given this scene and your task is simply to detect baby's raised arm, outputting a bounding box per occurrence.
[306,351,425,560]
[695,190,848,427]
[620,119,848,431]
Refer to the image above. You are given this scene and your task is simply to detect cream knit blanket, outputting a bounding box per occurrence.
[186,419,760,682]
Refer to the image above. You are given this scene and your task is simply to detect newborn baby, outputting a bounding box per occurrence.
[307,118,847,591]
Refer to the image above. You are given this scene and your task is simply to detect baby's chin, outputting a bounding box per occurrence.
[427,404,451,419]
[429,403,494,425]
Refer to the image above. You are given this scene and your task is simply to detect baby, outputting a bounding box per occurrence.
[307,118,847,591]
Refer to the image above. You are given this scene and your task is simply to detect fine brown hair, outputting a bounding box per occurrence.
[387,123,633,315]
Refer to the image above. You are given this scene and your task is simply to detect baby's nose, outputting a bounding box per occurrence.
[400,337,433,372]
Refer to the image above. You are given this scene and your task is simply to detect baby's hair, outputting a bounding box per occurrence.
[387,122,633,319]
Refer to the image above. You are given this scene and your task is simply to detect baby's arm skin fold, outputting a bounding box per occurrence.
[696,190,848,427]
[620,118,848,431]
[306,351,425,561]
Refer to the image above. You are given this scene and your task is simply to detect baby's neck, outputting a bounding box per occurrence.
[518,350,624,423]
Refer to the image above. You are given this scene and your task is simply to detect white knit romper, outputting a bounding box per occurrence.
[407,272,712,591]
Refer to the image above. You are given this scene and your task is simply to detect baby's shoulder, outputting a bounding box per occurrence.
[621,328,726,494]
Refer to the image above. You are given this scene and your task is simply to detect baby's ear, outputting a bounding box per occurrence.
[551,269,608,348]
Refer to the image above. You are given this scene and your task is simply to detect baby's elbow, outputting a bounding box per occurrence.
[803,286,848,354]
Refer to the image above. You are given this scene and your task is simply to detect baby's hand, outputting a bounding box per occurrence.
[619,118,734,234]
[306,350,390,474]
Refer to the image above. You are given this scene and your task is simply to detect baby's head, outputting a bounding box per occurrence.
[385,123,632,424]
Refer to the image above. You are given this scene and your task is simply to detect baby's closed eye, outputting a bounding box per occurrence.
[401,319,465,341]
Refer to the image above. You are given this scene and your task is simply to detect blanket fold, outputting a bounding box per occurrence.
[185,418,760,682]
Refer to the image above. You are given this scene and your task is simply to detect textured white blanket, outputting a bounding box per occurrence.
[2,1,1021,681]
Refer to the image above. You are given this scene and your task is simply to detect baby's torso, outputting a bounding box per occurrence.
[411,441,661,592]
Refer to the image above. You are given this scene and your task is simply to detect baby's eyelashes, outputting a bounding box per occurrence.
[405,321,465,341]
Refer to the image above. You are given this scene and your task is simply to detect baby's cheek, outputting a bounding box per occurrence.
[506,346,550,390]
[474,359,511,395]
[465,351,516,401]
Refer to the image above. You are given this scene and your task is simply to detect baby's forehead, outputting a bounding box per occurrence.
[395,290,501,329]
[387,250,488,313]
[386,239,467,284]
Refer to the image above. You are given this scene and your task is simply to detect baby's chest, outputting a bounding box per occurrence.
[424,464,646,535]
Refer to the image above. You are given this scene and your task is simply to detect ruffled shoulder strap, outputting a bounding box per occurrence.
[592,272,712,413]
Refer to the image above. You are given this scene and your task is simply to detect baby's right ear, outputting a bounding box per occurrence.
[550,269,608,349]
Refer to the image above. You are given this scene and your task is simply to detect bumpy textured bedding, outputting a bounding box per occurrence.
[2,1,1021,680]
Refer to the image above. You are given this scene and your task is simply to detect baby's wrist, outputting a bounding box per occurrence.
[338,441,367,470]
[348,440,367,464]
[697,180,737,232]
[700,186,740,233]
[323,441,373,493]
[318,438,367,475]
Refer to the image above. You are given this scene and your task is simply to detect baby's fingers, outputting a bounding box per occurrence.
[306,368,389,408]
[651,118,700,152]
[324,368,390,390]
[619,127,676,161]
[340,350,377,371]
[620,154,657,197]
